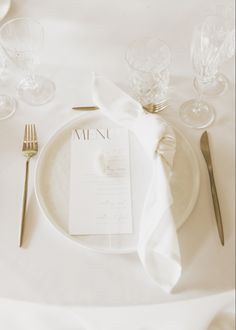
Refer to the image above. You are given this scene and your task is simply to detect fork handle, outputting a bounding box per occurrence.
[18,158,30,247]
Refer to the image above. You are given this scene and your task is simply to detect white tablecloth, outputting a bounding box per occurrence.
[0,290,234,329]
[0,0,234,312]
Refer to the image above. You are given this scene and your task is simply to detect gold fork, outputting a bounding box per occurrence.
[19,124,38,247]
[142,101,168,113]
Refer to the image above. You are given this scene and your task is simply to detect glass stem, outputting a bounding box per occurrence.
[195,78,203,112]
[28,70,37,88]
[24,64,39,90]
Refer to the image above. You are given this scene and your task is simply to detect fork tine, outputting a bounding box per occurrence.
[154,101,168,108]
[28,124,31,150]
[28,124,31,149]
[32,124,38,150]
[23,125,27,150]
[24,124,27,141]
[154,105,168,110]
[30,124,34,150]
[25,124,30,150]
[33,124,37,140]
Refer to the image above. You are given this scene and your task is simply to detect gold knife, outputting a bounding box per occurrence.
[72,106,99,110]
[200,131,224,246]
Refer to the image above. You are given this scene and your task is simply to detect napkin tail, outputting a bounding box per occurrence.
[137,159,181,292]
[138,215,182,292]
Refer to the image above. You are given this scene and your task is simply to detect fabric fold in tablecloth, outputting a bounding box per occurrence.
[92,74,181,292]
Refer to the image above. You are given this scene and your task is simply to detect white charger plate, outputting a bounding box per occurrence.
[0,0,11,21]
[35,112,200,254]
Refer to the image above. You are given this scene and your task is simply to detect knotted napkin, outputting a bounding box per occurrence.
[92,74,181,292]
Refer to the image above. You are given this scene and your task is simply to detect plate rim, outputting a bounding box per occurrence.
[34,112,200,254]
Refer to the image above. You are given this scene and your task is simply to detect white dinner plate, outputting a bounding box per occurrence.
[35,112,200,254]
[0,0,11,22]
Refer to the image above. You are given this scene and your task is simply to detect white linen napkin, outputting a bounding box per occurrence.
[92,74,181,292]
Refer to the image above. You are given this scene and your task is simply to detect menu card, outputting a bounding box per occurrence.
[69,128,133,235]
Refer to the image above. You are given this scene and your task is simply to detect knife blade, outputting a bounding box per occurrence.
[200,131,224,246]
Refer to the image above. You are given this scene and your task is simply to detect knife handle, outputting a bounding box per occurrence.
[207,167,224,246]
[72,106,99,110]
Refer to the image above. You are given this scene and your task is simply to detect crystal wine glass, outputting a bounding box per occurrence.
[0,52,15,120]
[0,18,55,106]
[193,15,235,96]
[179,22,221,129]
[125,37,171,108]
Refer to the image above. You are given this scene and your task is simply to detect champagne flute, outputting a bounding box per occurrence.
[179,24,216,129]
[0,17,55,106]
[193,15,235,97]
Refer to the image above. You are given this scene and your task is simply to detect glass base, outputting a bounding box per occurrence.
[17,75,55,106]
[179,99,215,129]
[0,95,16,120]
[194,73,229,97]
